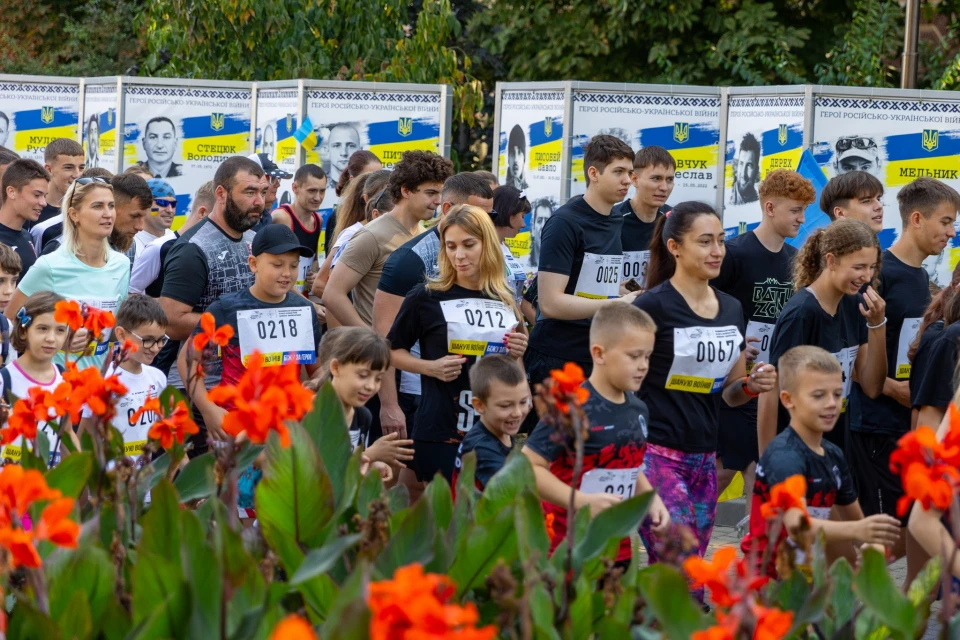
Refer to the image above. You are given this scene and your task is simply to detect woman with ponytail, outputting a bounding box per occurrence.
[323,150,383,256]
[633,202,777,588]
[911,263,960,429]
[758,219,887,454]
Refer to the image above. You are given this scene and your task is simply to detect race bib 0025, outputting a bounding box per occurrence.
[745,320,775,373]
[237,307,316,366]
[439,298,517,357]
[896,317,921,379]
[622,250,650,289]
[574,253,622,300]
[579,467,641,498]
[665,325,743,393]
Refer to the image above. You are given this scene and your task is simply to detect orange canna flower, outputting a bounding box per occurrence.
[2,387,56,445]
[34,498,79,548]
[545,512,556,541]
[0,466,61,518]
[890,416,960,516]
[193,312,234,352]
[53,300,84,332]
[130,395,162,427]
[759,475,808,520]
[0,467,76,569]
[269,614,317,640]
[692,627,734,640]
[58,367,128,423]
[684,546,738,608]
[148,401,199,450]
[548,363,590,413]
[82,305,115,338]
[752,605,794,640]
[897,462,960,516]
[0,528,41,568]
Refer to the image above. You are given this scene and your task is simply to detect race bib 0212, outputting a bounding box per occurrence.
[574,253,622,300]
[439,298,517,357]
[665,325,743,394]
[237,307,316,366]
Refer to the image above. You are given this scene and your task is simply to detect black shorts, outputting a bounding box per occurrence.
[849,430,907,526]
[717,404,759,472]
[398,392,420,434]
[411,441,460,483]
[522,347,593,434]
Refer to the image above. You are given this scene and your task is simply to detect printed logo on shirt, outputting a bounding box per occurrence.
[832,465,842,490]
[752,277,793,319]
[217,250,229,260]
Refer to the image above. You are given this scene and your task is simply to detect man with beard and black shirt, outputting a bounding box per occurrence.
[615,145,675,290]
[30,139,84,230]
[158,156,267,455]
[711,169,815,528]
[0,159,48,280]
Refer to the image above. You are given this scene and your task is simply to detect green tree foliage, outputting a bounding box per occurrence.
[814,0,904,88]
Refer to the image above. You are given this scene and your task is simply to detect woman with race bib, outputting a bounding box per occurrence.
[758,219,886,456]
[7,177,130,371]
[633,202,777,577]
[387,204,528,486]
[491,186,534,319]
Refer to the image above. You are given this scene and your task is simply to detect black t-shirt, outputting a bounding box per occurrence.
[377,227,440,297]
[769,288,867,434]
[528,196,623,363]
[851,251,929,436]
[742,427,856,575]
[615,200,669,288]
[711,231,797,423]
[349,406,373,450]
[0,222,37,281]
[452,421,512,491]
[324,209,338,257]
[386,283,520,443]
[911,320,956,411]
[24,203,59,232]
[525,381,648,562]
[633,280,745,452]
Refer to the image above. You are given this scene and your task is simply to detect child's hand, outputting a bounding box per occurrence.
[372,461,393,483]
[201,405,229,441]
[646,494,671,534]
[580,491,622,517]
[365,433,414,467]
[857,514,901,547]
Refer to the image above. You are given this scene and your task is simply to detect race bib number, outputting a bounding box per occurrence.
[79,297,120,356]
[834,346,859,412]
[895,317,921,379]
[501,245,526,303]
[296,256,313,293]
[808,506,831,520]
[2,423,59,465]
[666,325,743,393]
[439,298,517,357]
[237,307,316,366]
[574,253,622,300]
[622,250,650,289]
[745,320,775,373]
[579,467,641,497]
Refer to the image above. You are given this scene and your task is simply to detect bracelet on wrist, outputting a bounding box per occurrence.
[742,376,760,398]
[867,317,887,330]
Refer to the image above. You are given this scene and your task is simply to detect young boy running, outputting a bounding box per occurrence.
[523,304,669,565]
[741,345,900,577]
[452,354,531,492]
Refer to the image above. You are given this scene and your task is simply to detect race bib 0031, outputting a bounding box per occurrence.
[665,325,743,394]
[896,317,921,379]
[745,320,775,373]
[622,250,650,289]
[439,298,517,357]
[574,253,622,300]
[237,307,316,366]
[579,467,641,498]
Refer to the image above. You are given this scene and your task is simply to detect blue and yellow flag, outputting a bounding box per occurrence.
[294,116,317,152]
[786,149,830,248]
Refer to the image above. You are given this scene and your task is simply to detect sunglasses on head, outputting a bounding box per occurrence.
[153,198,177,209]
[69,176,110,208]
[836,136,877,153]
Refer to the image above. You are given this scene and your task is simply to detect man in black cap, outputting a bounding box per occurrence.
[248,152,293,232]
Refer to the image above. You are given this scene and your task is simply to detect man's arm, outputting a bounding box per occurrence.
[373,289,407,437]
[159,243,208,340]
[160,298,201,341]
[322,264,369,327]
[537,271,638,321]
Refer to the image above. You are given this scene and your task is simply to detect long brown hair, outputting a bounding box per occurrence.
[646,201,721,290]
[336,150,380,197]
[331,172,372,247]
[793,218,880,290]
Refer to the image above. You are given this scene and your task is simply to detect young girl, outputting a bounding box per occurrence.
[759,218,886,455]
[0,291,70,465]
[387,204,528,490]
[491,185,533,313]
[633,202,777,578]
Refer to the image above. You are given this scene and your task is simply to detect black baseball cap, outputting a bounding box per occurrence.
[248,153,294,180]
[252,224,314,258]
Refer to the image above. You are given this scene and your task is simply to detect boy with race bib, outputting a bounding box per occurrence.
[633,202,776,591]
[711,170,814,521]
[759,219,887,456]
[523,304,670,568]
[742,346,900,577]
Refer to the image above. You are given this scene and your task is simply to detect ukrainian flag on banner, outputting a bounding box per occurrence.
[275,113,297,163]
[786,149,830,248]
[97,109,116,158]
[295,116,317,153]
[123,122,140,166]
[725,123,803,191]
[367,118,440,166]
[883,128,960,187]
[529,117,562,173]
[180,113,250,163]
[13,107,77,152]
[639,122,720,175]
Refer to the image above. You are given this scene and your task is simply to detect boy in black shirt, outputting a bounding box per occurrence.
[526,135,640,388]
[742,346,900,577]
[524,304,669,565]
[820,170,885,234]
[452,355,530,493]
[0,159,48,280]
[849,178,960,557]
[614,145,675,290]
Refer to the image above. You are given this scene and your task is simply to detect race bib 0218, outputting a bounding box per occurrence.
[574,253,622,300]
[439,298,517,357]
[665,325,743,394]
[896,317,921,379]
[237,307,316,366]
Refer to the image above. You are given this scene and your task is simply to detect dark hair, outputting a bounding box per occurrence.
[336,150,380,197]
[116,294,168,330]
[81,167,113,179]
[583,134,634,183]
[364,170,394,218]
[314,326,391,386]
[0,243,21,276]
[0,146,20,167]
[473,170,498,188]
[144,117,177,137]
[294,163,327,186]
[441,172,494,206]
[897,177,960,226]
[646,202,721,290]
[820,171,884,219]
[2,159,50,201]
[794,218,880,290]
[111,173,153,209]
[470,354,526,402]
[633,145,676,171]
[508,125,525,152]
[388,150,454,201]
[910,262,960,362]
[759,170,816,204]
[491,185,531,228]
[331,172,372,247]
[12,291,64,353]
[738,132,761,157]
[214,155,264,192]
[44,138,84,163]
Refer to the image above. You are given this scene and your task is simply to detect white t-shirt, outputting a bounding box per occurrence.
[133,229,175,264]
[82,364,167,458]
[0,361,64,464]
[331,222,363,267]
[130,232,178,295]
[30,213,62,253]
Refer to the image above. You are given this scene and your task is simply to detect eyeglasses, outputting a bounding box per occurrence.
[370,188,388,213]
[269,176,282,186]
[836,136,877,153]
[153,198,177,209]
[129,331,169,350]
[69,176,110,209]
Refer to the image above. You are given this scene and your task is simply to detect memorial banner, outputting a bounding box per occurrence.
[82,84,117,170]
[0,80,79,164]
[256,88,300,210]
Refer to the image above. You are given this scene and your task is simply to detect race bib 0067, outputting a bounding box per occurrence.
[237,307,316,366]
[665,325,743,393]
[439,298,517,357]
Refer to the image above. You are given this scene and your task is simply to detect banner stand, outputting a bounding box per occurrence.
[0,74,81,165]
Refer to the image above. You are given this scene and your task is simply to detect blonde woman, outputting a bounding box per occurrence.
[8,177,130,371]
[387,204,528,487]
